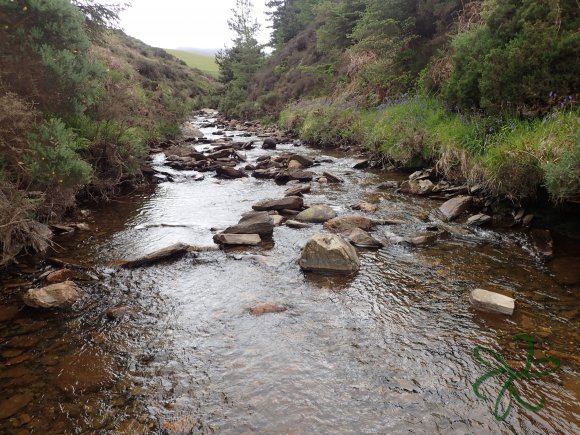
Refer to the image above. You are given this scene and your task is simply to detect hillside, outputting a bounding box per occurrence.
[0,1,217,266]
[220,0,579,206]
[167,49,220,76]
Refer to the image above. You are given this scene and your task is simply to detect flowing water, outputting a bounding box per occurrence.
[0,114,578,434]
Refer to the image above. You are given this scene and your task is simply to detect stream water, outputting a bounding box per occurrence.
[0,113,578,434]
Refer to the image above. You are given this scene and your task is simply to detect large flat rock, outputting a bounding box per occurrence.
[469,288,514,315]
[117,243,191,268]
[252,196,303,211]
[213,233,261,246]
[224,212,274,236]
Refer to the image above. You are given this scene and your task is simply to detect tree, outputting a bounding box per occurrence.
[216,0,265,117]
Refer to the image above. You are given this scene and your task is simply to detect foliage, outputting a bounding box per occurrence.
[0,0,106,115]
[26,117,92,189]
[216,0,265,117]
[444,0,580,113]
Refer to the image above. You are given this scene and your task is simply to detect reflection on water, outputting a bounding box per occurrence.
[0,115,578,434]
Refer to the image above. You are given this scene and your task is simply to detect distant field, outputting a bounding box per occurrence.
[166,49,219,76]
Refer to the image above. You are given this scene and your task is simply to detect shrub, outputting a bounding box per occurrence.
[444,0,580,114]
[0,0,106,115]
[26,117,92,188]
[0,185,51,267]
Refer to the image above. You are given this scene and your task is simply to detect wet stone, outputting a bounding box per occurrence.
[5,335,40,349]
[45,269,75,284]
[252,196,303,212]
[296,205,337,223]
[285,220,312,229]
[0,393,34,420]
[55,349,116,394]
[470,289,515,315]
[405,234,439,246]
[347,228,384,249]
[249,303,288,316]
[530,229,554,259]
[439,196,473,221]
[23,282,82,309]
[548,257,580,285]
[351,201,378,213]
[116,243,191,268]
[299,234,360,274]
[0,305,20,322]
[324,215,379,234]
[213,233,261,246]
[467,214,491,227]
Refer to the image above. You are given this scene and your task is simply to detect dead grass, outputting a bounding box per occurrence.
[0,185,51,266]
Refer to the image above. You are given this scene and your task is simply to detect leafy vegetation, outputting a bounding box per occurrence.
[226,0,579,205]
[216,0,266,119]
[0,0,216,265]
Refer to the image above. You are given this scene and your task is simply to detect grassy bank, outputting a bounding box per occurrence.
[279,97,579,203]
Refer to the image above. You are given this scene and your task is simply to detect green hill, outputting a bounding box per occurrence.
[166,49,219,77]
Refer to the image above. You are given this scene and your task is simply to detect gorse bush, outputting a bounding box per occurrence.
[26,118,92,189]
[444,0,580,114]
[0,0,105,115]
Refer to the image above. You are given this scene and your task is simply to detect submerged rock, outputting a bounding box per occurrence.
[116,243,191,268]
[299,234,360,274]
[405,233,439,246]
[252,196,304,211]
[249,303,288,316]
[530,229,554,259]
[45,268,75,284]
[469,288,515,315]
[23,281,82,309]
[55,349,116,394]
[322,171,344,183]
[296,205,337,223]
[439,196,473,221]
[0,393,34,420]
[347,228,384,248]
[324,214,379,233]
[285,183,311,196]
[548,257,580,285]
[351,201,378,213]
[286,220,312,229]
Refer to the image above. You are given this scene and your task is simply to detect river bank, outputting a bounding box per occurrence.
[0,111,578,433]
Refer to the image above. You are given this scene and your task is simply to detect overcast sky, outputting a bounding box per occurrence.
[119,0,271,50]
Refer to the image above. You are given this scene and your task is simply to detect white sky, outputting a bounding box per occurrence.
[119,0,271,50]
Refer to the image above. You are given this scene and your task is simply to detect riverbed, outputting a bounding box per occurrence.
[0,113,578,434]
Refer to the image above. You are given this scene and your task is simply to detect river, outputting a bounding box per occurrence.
[0,112,578,434]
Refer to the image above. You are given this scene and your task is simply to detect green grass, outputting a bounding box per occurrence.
[279,98,580,203]
[166,49,219,76]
